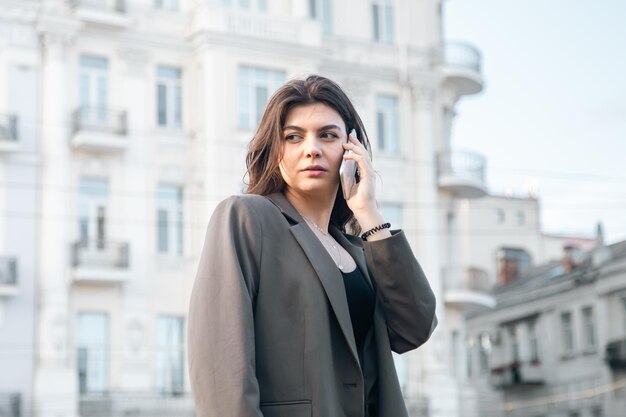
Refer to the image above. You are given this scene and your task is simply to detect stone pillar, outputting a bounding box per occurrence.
[118,47,152,391]
[406,85,459,417]
[34,25,78,417]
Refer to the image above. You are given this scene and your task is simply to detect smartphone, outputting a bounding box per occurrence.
[340,129,358,200]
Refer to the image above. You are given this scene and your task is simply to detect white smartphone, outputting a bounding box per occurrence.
[339,129,358,200]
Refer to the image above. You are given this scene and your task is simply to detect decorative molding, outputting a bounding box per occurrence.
[118,47,150,75]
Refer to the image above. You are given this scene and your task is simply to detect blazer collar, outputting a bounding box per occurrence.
[264,192,364,367]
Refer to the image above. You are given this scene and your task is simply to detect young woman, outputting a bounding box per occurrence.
[188,75,437,417]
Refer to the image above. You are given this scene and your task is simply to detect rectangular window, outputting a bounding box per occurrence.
[309,0,332,35]
[375,95,399,153]
[154,0,180,11]
[582,306,596,350]
[466,338,474,378]
[77,312,109,394]
[156,316,185,395]
[372,0,394,43]
[78,177,109,244]
[496,208,505,224]
[561,312,575,354]
[223,0,267,11]
[79,54,109,126]
[509,326,520,363]
[238,66,285,130]
[517,211,525,226]
[156,185,183,255]
[379,203,402,229]
[156,65,182,129]
[479,333,490,373]
[529,321,540,362]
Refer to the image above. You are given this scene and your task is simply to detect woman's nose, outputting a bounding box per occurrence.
[304,135,322,157]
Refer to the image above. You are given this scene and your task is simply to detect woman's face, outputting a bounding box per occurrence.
[279,103,347,200]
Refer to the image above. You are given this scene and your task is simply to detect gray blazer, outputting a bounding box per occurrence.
[188,192,437,417]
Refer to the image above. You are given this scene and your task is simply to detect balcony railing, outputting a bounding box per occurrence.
[606,339,626,370]
[443,42,482,73]
[0,257,18,286]
[73,0,126,13]
[72,240,129,270]
[73,107,127,136]
[0,114,18,142]
[437,150,486,184]
[490,360,545,388]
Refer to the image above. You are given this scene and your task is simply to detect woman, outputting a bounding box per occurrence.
[188,75,437,417]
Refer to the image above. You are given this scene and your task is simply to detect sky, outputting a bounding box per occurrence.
[444,0,626,244]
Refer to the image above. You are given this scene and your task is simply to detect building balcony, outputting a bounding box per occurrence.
[437,150,488,199]
[192,4,321,47]
[490,360,545,388]
[442,265,495,311]
[606,339,626,370]
[73,0,130,28]
[0,257,18,297]
[70,107,128,152]
[72,240,130,283]
[0,114,19,153]
[440,41,484,96]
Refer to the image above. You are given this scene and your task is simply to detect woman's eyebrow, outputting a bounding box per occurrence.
[282,124,343,132]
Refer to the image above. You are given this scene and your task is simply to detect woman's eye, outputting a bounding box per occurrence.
[320,132,339,140]
[285,134,301,141]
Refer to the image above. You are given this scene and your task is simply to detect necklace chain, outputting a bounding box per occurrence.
[302,216,344,270]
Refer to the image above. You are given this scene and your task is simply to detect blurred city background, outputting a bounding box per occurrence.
[0,0,625,416]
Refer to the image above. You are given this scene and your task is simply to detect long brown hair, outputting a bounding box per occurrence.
[245,75,371,234]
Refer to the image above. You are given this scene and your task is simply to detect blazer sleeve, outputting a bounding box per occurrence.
[363,230,438,354]
[188,196,264,417]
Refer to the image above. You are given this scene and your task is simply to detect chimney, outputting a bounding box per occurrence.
[592,222,611,266]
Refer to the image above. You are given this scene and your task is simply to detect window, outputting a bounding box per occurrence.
[517,211,525,226]
[380,203,402,229]
[309,0,332,35]
[78,177,109,244]
[582,306,596,350]
[156,185,183,255]
[223,0,267,12]
[561,312,575,354]
[496,208,505,224]
[154,0,179,11]
[79,54,109,125]
[156,316,185,395]
[479,333,490,373]
[372,0,394,43]
[509,326,520,363]
[375,95,399,153]
[466,337,474,378]
[77,312,109,394]
[529,321,540,362]
[238,66,285,130]
[156,66,182,129]
[496,248,531,285]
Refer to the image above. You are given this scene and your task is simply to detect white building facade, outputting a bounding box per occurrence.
[1,0,490,416]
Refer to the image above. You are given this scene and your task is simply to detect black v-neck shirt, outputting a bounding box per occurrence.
[341,267,375,354]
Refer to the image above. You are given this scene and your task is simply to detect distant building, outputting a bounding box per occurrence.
[464,226,626,417]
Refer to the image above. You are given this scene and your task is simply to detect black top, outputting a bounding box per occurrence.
[341,267,375,357]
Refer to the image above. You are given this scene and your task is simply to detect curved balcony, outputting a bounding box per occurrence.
[72,240,130,283]
[71,107,128,152]
[437,150,487,198]
[442,265,495,311]
[73,0,130,28]
[490,360,545,389]
[0,114,19,153]
[441,42,484,96]
[0,257,18,297]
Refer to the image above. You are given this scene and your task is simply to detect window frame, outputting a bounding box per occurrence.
[375,94,399,153]
[156,184,184,256]
[156,315,185,395]
[238,65,285,130]
[156,65,183,130]
[581,305,597,351]
[76,312,109,395]
[372,0,395,44]
[560,311,575,355]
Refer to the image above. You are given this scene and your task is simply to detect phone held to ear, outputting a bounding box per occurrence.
[340,129,358,200]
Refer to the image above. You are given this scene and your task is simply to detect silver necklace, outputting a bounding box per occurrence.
[302,216,344,270]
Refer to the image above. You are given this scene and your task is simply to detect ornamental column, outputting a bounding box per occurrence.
[34,10,80,417]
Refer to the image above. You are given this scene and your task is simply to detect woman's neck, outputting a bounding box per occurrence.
[283,188,337,231]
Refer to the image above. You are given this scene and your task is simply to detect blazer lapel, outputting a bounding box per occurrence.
[264,193,361,368]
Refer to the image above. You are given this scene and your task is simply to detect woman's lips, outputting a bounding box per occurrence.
[302,165,327,177]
